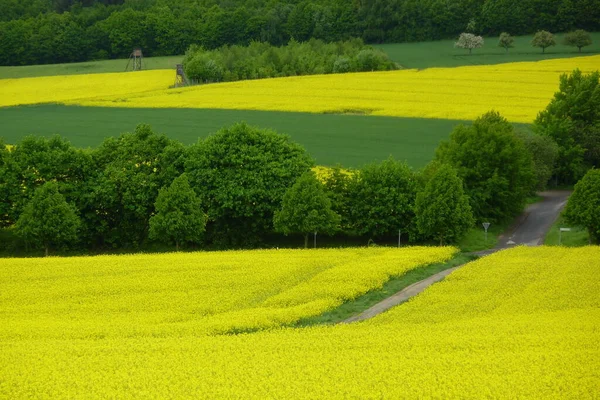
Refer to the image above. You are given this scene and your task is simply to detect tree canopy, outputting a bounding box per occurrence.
[347,158,417,239]
[435,111,535,223]
[185,122,314,247]
[534,69,600,185]
[149,173,206,251]
[415,164,474,245]
[274,171,340,247]
[15,181,80,256]
[564,168,600,243]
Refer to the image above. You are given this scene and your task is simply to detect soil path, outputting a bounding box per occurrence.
[342,190,571,323]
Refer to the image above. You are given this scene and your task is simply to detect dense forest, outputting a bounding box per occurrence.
[1,0,599,66]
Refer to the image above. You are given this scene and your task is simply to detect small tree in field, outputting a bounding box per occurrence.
[149,174,206,251]
[415,164,474,245]
[564,30,592,53]
[532,30,556,53]
[274,171,340,248]
[15,182,80,256]
[498,32,514,53]
[564,169,600,244]
[455,33,484,54]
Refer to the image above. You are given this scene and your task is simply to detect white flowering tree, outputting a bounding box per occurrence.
[454,33,484,54]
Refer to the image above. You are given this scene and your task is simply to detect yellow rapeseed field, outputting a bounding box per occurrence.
[1,56,598,122]
[1,246,598,398]
[0,69,173,108]
[0,247,454,339]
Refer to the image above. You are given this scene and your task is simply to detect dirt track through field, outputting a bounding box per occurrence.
[342,191,571,323]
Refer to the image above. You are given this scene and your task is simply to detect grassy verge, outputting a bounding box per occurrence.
[375,32,600,69]
[295,253,477,326]
[458,221,512,253]
[544,214,590,246]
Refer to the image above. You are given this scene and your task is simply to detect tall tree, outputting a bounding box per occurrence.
[274,171,340,248]
[149,174,206,251]
[454,32,484,54]
[534,69,600,185]
[564,168,600,243]
[15,182,80,256]
[415,164,474,245]
[185,122,313,247]
[83,124,185,248]
[436,111,535,223]
[347,157,418,240]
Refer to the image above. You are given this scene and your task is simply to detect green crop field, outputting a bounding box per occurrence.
[0,105,474,168]
[376,32,600,69]
[0,33,591,168]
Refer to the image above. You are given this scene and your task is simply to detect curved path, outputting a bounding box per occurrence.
[342,190,571,323]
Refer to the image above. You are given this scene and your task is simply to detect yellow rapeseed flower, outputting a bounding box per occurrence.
[0,246,598,398]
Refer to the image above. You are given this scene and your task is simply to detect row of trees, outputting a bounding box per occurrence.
[1,0,599,66]
[0,112,553,254]
[457,30,594,54]
[183,39,397,83]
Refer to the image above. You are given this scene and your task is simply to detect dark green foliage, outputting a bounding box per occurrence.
[347,158,418,239]
[183,39,397,83]
[564,169,600,243]
[563,29,593,52]
[1,0,599,66]
[274,171,341,247]
[149,173,206,251]
[83,124,186,248]
[515,129,559,191]
[0,135,91,227]
[185,122,314,247]
[435,111,535,223]
[415,164,474,245]
[14,181,80,256]
[531,30,556,53]
[534,69,600,185]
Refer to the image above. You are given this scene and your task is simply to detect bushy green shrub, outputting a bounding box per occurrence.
[183,38,397,83]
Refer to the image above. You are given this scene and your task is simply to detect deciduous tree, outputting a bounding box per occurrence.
[15,182,80,256]
[186,122,313,247]
[149,174,206,251]
[454,32,484,54]
[498,32,514,52]
[563,29,592,52]
[435,111,535,223]
[347,158,418,240]
[531,30,556,53]
[274,171,340,248]
[534,69,600,184]
[564,169,600,243]
[415,164,474,245]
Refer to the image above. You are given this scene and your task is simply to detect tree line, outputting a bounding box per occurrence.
[183,39,397,84]
[1,0,599,66]
[1,69,598,254]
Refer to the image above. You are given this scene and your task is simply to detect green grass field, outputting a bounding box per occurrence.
[376,32,600,69]
[0,105,474,167]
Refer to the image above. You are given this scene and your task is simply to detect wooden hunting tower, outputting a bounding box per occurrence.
[125,48,144,71]
[174,64,187,86]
